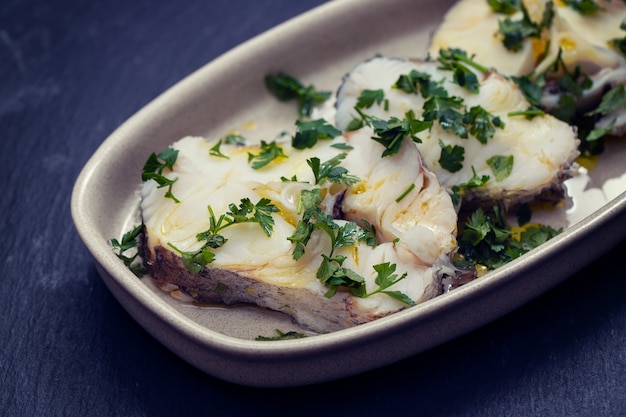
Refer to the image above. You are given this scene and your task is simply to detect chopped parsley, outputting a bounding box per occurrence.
[496,0,554,52]
[562,0,604,15]
[358,109,431,157]
[110,225,147,277]
[610,20,626,56]
[423,94,468,138]
[142,147,180,203]
[307,153,360,185]
[169,198,279,274]
[359,262,416,306]
[438,139,465,173]
[255,329,308,341]
[209,140,229,159]
[264,72,331,118]
[292,118,342,149]
[247,140,287,169]
[487,0,521,14]
[287,186,411,304]
[457,205,561,270]
[437,48,490,93]
[486,154,514,182]
[393,69,446,98]
[464,106,504,144]
[586,84,626,118]
[450,167,491,206]
[222,133,246,145]
[356,89,385,109]
[395,183,416,203]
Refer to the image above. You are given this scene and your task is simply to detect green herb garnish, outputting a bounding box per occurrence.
[264,72,331,118]
[307,153,360,185]
[395,183,416,203]
[439,139,465,173]
[209,140,229,159]
[497,0,554,52]
[110,225,147,277]
[361,262,416,306]
[486,155,514,182]
[247,140,287,169]
[255,329,308,341]
[457,205,561,270]
[463,105,504,144]
[361,109,431,157]
[292,118,342,149]
[356,89,385,109]
[450,167,491,206]
[170,198,279,274]
[142,148,180,203]
[562,0,604,15]
[487,0,521,14]
[437,48,490,93]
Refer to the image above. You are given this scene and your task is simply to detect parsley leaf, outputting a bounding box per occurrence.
[486,155,514,182]
[356,89,385,109]
[457,205,561,270]
[357,219,379,247]
[345,117,365,132]
[586,121,615,142]
[247,140,287,169]
[318,254,366,298]
[222,133,246,145]
[438,139,465,172]
[463,105,504,144]
[110,225,147,277]
[363,110,431,157]
[292,118,342,149]
[487,0,521,14]
[363,262,415,306]
[497,0,554,52]
[449,167,490,206]
[423,94,467,137]
[437,48,489,93]
[562,0,604,15]
[393,70,446,98]
[264,72,331,118]
[142,148,180,203]
[511,75,545,108]
[308,153,360,185]
[209,140,229,159]
[586,84,626,117]
[288,188,324,260]
[255,329,308,341]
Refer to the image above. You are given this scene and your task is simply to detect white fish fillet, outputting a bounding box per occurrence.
[334,57,579,208]
[429,0,626,136]
[139,129,458,333]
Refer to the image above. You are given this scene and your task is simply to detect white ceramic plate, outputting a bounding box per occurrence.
[72,0,626,387]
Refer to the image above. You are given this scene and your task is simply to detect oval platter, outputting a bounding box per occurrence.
[71,0,626,387]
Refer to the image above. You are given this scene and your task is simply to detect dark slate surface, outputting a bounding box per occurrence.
[1,0,625,415]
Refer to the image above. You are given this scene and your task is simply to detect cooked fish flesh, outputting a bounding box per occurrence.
[429,0,626,136]
[334,56,579,209]
[139,129,458,333]
[428,0,539,76]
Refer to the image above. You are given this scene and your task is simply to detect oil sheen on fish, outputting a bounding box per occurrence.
[139,128,458,333]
